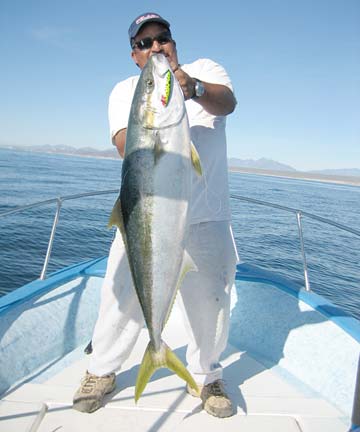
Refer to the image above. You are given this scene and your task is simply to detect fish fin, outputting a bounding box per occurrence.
[191,143,202,176]
[135,340,198,402]
[108,197,125,235]
[154,132,165,164]
[163,251,198,330]
[181,249,198,274]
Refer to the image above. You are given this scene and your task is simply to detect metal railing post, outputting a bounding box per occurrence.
[350,355,360,431]
[296,211,311,291]
[40,198,62,280]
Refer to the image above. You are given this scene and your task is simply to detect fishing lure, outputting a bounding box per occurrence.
[161,69,172,106]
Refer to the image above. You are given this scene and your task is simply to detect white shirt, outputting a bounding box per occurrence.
[108,58,234,224]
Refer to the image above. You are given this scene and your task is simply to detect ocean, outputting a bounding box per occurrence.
[1,148,359,321]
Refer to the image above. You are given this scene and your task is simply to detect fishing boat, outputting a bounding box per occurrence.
[0,190,359,432]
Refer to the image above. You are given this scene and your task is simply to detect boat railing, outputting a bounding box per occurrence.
[230,193,360,291]
[0,189,118,281]
[0,190,359,291]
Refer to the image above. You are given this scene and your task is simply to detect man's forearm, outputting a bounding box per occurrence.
[193,81,237,116]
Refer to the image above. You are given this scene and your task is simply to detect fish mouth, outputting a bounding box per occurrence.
[139,53,186,130]
[150,53,171,77]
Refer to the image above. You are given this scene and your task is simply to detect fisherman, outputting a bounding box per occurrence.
[73,12,238,418]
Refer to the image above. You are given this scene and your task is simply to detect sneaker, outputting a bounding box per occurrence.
[187,379,235,418]
[73,371,116,413]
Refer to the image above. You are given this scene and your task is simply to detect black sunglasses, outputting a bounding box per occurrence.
[132,31,172,51]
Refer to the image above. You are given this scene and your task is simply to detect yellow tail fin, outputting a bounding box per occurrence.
[135,340,198,402]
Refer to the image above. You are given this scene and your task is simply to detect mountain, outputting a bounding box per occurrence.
[2,144,119,159]
[2,145,359,180]
[228,157,296,172]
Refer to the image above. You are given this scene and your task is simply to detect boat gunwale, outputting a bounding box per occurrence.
[1,256,359,344]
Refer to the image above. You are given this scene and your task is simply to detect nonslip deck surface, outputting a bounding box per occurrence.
[0,305,347,432]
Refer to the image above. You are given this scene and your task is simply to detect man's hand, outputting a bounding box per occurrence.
[169,60,195,100]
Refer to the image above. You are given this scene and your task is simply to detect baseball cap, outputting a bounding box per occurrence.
[128,12,170,44]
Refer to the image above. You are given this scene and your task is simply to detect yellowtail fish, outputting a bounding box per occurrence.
[109,53,202,401]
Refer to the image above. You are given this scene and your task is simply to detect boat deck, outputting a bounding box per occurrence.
[0,303,347,432]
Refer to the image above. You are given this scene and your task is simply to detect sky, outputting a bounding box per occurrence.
[0,0,359,171]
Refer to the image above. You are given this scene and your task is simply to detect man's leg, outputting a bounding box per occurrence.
[179,221,238,417]
[73,230,144,412]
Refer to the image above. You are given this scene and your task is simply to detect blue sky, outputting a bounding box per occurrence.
[0,0,359,171]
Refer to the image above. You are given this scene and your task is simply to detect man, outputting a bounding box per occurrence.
[73,12,238,418]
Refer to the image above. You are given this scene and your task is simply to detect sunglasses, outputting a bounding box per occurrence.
[132,31,173,51]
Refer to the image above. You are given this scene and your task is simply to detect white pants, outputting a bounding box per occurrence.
[88,220,238,385]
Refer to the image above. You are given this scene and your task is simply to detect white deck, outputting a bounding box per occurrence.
[0,304,348,432]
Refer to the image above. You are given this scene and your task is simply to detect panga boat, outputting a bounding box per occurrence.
[0,190,359,432]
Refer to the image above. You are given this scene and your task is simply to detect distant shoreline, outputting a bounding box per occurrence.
[2,146,359,187]
[229,166,360,187]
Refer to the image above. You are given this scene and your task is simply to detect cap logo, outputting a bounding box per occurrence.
[136,14,160,25]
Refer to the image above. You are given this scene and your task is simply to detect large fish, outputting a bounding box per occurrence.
[109,53,201,401]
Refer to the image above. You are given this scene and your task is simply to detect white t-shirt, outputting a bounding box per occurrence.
[108,58,234,224]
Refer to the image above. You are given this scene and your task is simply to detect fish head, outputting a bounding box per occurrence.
[136,53,186,130]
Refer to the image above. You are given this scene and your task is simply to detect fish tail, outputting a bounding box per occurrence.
[135,340,198,402]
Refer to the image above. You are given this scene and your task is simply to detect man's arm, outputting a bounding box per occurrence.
[170,63,236,116]
[113,128,127,158]
[189,80,236,116]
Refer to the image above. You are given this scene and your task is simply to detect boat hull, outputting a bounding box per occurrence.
[0,258,359,429]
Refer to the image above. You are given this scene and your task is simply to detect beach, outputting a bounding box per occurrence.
[229,166,360,187]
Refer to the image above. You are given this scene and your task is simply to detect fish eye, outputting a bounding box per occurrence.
[146,79,154,87]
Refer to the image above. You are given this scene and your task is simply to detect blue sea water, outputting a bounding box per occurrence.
[1,148,359,320]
